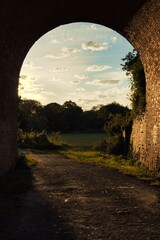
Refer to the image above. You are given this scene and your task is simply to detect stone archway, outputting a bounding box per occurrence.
[0,0,159,175]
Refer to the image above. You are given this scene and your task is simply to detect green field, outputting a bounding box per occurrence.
[61,133,107,147]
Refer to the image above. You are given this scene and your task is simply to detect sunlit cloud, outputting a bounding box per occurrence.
[51,38,60,44]
[103,86,131,106]
[41,91,56,97]
[50,77,61,82]
[98,94,107,99]
[86,65,112,72]
[75,88,86,92]
[70,80,81,85]
[64,37,76,42]
[23,61,43,70]
[45,53,69,60]
[78,98,98,104]
[100,70,129,81]
[88,24,97,31]
[82,41,109,51]
[19,75,44,101]
[111,36,117,43]
[62,47,80,54]
[74,74,88,80]
[86,79,120,85]
[51,67,68,72]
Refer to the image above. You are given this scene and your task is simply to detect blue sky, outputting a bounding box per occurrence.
[19,22,133,110]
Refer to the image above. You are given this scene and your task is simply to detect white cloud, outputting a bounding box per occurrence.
[45,53,69,60]
[23,61,43,70]
[111,36,117,43]
[51,39,60,44]
[86,79,120,85]
[19,75,44,100]
[74,74,87,80]
[98,94,107,99]
[70,80,81,85]
[41,91,56,97]
[101,70,129,81]
[51,67,68,72]
[103,86,131,106]
[82,41,109,51]
[78,98,98,104]
[45,47,80,60]
[62,47,80,54]
[86,65,112,72]
[88,24,97,30]
[75,88,86,92]
[51,77,61,82]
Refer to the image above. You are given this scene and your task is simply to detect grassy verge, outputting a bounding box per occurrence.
[16,154,38,169]
[59,149,160,185]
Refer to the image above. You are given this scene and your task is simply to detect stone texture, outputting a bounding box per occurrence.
[125,0,160,170]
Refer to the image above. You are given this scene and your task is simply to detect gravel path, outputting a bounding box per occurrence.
[0,152,160,240]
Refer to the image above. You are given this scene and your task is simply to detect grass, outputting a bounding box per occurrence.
[60,132,108,147]
[16,154,38,169]
[59,149,160,185]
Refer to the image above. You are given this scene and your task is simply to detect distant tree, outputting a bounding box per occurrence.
[18,99,47,133]
[43,103,63,132]
[121,50,146,117]
[98,102,130,123]
[62,101,83,132]
[99,102,132,156]
[81,110,104,132]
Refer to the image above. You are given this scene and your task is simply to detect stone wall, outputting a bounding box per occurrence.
[125,0,160,170]
[130,115,146,166]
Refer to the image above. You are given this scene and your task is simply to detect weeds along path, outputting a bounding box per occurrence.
[0,151,160,240]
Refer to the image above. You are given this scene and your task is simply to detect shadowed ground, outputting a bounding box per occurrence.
[0,151,160,240]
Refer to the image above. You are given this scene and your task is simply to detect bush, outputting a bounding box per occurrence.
[94,134,125,155]
[18,130,65,150]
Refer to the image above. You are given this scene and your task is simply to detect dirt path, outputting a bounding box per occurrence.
[0,152,160,240]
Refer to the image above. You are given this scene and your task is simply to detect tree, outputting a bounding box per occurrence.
[62,101,83,132]
[18,99,47,133]
[43,103,63,132]
[121,49,146,117]
[101,102,132,156]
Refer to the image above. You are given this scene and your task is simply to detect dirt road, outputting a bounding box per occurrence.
[0,152,160,240]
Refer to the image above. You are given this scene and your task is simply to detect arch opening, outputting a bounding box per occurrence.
[18,22,135,154]
[19,22,134,110]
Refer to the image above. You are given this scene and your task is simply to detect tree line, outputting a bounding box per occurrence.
[18,99,131,135]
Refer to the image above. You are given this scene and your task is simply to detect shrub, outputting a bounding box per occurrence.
[95,134,124,155]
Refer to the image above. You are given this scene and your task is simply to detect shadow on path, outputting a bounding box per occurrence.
[0,165,75,240]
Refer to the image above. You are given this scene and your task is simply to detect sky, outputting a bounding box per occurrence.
[19,22,134,110]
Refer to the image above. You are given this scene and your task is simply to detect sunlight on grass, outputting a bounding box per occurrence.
[59,149,159,183]
[17,154,38,169]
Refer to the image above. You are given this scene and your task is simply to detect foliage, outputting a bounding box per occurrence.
[103,134,125,155]
[18,99,131,135]
[121,50,146,117]
[18,99,133,156]
[17,154,38,169]
[18,99,48,133]
[18,130,65,150]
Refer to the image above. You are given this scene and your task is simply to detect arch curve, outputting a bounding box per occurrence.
[0,0,159,174]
